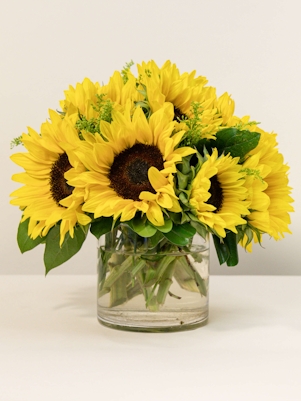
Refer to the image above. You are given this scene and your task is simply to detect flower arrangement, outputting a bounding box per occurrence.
[10,61,293,309]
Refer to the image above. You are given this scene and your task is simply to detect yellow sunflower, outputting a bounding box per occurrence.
[65,104,196,226]
[10,111,91,245]
[215,92,236,126]
[60,77,101,120]
[60,70,140,123]
[137,60,226,139]
[189,148,250,237]
[101,70,140,110]
[242,127,294,243]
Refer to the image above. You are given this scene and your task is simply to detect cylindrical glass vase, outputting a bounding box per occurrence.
[97,225,209,332]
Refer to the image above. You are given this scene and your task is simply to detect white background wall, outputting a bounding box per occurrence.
[1,0,300,275]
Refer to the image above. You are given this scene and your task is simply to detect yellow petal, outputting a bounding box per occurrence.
[146,202,164,226]
[148,167,168,190]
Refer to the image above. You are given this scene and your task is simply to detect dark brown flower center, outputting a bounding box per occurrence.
[174,106,187,121]
[109,143,164,201]
[207,175,223,212]
[50,153,74,206]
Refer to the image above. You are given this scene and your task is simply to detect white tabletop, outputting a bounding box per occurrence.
[1,275,300,401]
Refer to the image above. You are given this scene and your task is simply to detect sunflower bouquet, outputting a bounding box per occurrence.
[10,60,293,314]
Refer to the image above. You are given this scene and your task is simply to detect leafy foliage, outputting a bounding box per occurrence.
[11,59,291,277]
[17,218,44,253]
[196,127,260,161]
[90,217,115,239]
[44,224,88,274]
[131,216,158,237]
[163,223,196,246]
[212,231,238,266]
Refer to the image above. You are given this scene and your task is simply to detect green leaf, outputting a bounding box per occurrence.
[195,139,212,156]
[215,128,260,160]
[131,217,157,237]
[223,232,239,266]
[163,231,189,246]
[212,232,239,266]
[17,219,44,253]
[190,220,208,240]
[236,225,246,243]
[147,231,165,249]
[176,169,189,190]
[44,224,87,274]
[179,192,189,205]
[90,217,114,239]
[153,219,173,233]
[169,212,183,225]
[175,222,196,238]
[177,155,192,175]
[212,235,230,265]
[163,223,196,246]
[169,211,190,225]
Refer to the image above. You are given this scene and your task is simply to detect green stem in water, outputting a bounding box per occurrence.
[174,256,199,293]
[110,271,130,307]
[145,255,176,309]
[126,279,143,301]
[174,255,207,296]
[156,261,177,305]
[103,255,145,289]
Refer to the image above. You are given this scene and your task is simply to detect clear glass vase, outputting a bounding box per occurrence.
[97,225,209,332]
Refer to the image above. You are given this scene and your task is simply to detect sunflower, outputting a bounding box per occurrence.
[66,104,196,226]
[60,77,102,120]
[189,149,250,237]
[10,111,91,245]
[101,70,140,110]
[214,92,236,126]
[137,60,226,139]
[60,70,140,124]
[242,127,294,243]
